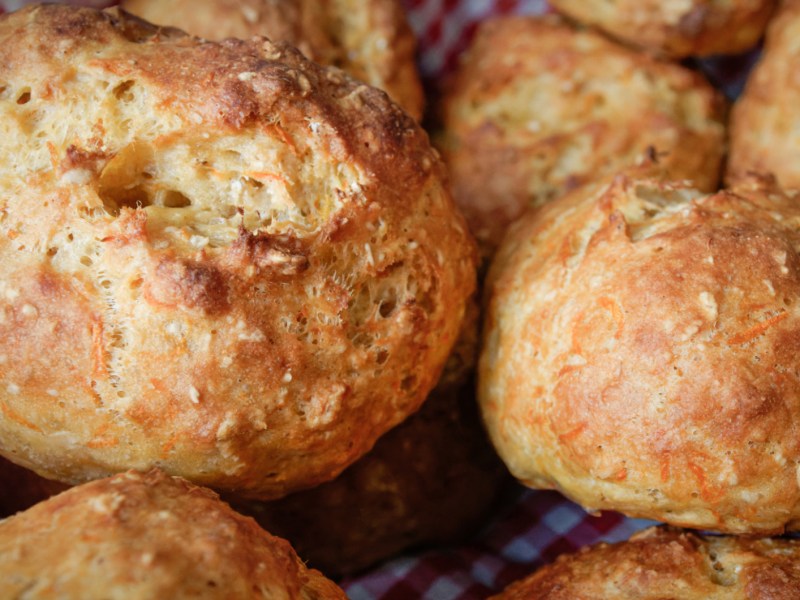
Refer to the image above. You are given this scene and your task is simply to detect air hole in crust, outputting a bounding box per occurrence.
[112,80,136,102]
[16,88,31,104]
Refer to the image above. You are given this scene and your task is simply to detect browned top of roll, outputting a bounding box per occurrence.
[120,0,424,120]
[492,527,800,599]
[549,0,775,58]
[0,5,476,499]
[438,15,725,258]
[480,173,800,533]
[0,470,346,599]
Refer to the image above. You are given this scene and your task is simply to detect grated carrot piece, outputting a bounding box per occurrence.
[727,311,788,345]
[558,422,587,442]
[1,402,41,432]
[598,296,624,339]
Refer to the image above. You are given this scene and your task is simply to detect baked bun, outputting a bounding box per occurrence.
[0,5,476,499]
[549,0,775,58]
[480,173,800,533]
[0,469,346,599]
[492,526,800,599]
[232,300,509,575]
[0,456,67,518]
[728,0,800,189]
[120,0,423,120]
[438,16,725,258]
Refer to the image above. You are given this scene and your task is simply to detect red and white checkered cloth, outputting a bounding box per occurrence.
[0,1,758,598]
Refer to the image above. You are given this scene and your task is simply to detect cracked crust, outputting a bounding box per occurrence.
[480,173,800,533]
[550,0,775,58]
[492,527,800,599]
[120,0,424,120]
[438,16,725,259]
[0,5,476,499]
[0,470,346,600]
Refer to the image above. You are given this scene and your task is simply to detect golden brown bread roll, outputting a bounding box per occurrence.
[728,0,800,189]
[549,0,775,58]
[480,173,800,533]
[0,5,476,499]
[0,469,346,599]
[492,527,800,599]
[232,300,510,575]
[120,0,424,120]
[0,455,67,518]
[437,16,725,258]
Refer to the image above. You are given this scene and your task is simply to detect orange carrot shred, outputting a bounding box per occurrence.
[727,311,788,345]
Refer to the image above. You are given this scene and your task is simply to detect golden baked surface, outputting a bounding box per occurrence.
[0,470,346,600]
[120,0,424,120]
[232,300,509,575]
[550,0,775,58]
[728,0,800,190]
[492,527,800,599]
[480,174,800,533]
[438,16,725,257]
[0,5,476,499]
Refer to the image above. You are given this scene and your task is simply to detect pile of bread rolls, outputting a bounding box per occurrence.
[2,0,800,597]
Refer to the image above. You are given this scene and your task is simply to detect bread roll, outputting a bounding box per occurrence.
[549,0,775,58]
[0,5,476,499]
[728,0,800,189]
[438,16,725,258]
[0,469,346,599]
[480,173,800,533]
[492,527,800,599]
[120,0,424,120]
[232,300,510,575]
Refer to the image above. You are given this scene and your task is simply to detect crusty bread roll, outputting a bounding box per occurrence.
[438,16,725,258]
[0,456,67,518]
[120,0,424,120]
[492,527,800,599]
[728,0,800,189]
[0,5,476,499]
[0,469,346,599]
[549,0,775,58]
[480,172,800,533]
[232,300,510,575]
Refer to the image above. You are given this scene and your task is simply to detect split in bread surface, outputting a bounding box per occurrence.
[0,469,346,599]
[437,15,725,258]
[120,0,424,120]
[480,172,800,533]
[0,5,476,499]
[728,0,800,190]
[549,0,775,58]
[492,526,800,599]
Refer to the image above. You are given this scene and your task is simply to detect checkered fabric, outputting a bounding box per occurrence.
[0,1,757,598]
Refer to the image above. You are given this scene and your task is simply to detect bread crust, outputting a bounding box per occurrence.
[492,527,800,599]
[728,0,800,189]
[438,16,725,258]
[0,469,346,599]
[120,0,424,120]
[0,5,476,499]
[480,173,800,533]
[550,0,775,58]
